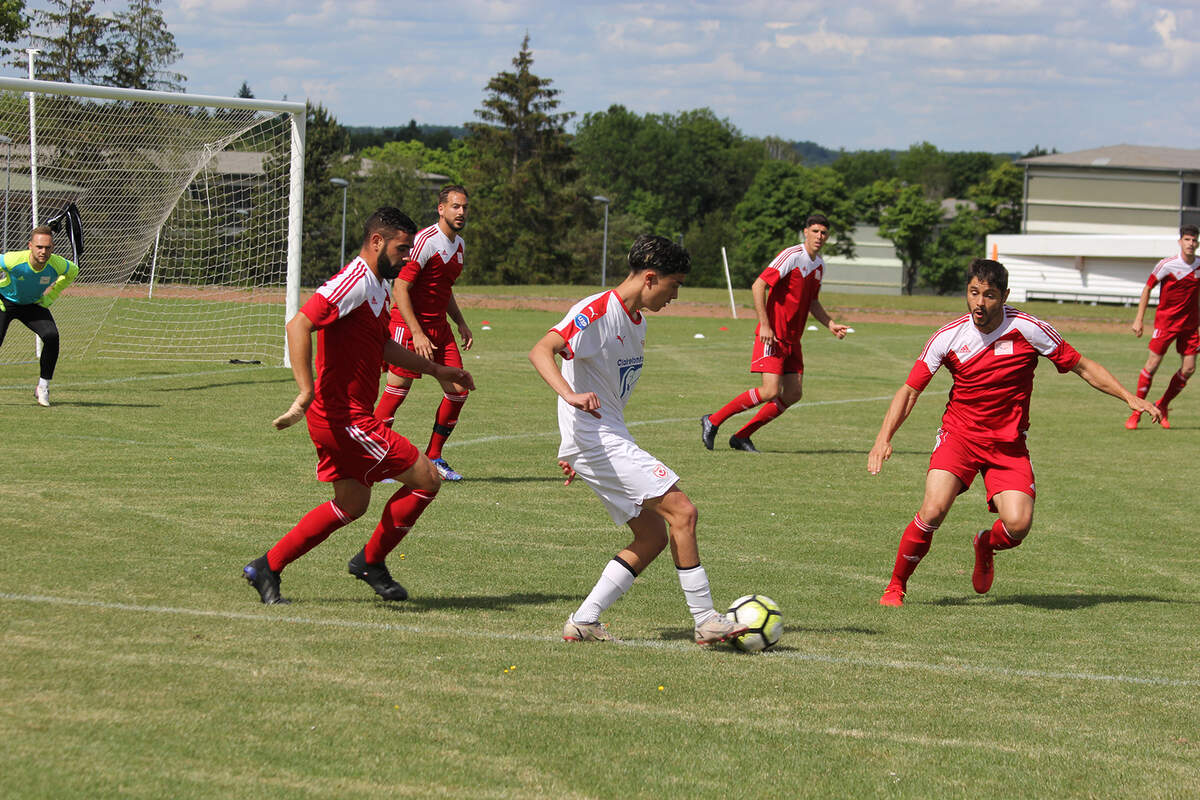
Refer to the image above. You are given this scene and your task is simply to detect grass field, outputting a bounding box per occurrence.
[2,299,1198,799]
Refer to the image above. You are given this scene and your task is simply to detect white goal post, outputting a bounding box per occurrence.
[0,76,305,366]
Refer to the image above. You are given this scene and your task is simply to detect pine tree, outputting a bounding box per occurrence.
[105,0,184,91]
[465,33,585,283]
[26,0,110,83]
[237,80,253,99]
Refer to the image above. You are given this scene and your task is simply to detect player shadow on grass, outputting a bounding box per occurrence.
[448,475,584,484]
[653,624,883,643]
[148,376,295,392]
[930,592,1178,610]
[311,591,576,611]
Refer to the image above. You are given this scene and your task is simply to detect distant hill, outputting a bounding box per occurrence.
[346,123,469,151]
[792,140,840,166]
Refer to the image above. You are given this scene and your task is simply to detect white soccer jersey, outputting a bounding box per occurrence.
[549,290,647,457]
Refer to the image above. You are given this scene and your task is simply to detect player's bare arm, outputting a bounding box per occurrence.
[1072,356,1162,422]
[1131,284,1152,337]
[528,330,602,419]
[384,339,474,390]
[394,278,434,359]
[868,384,922,475]
[751,277,775,345]
[273,312,317,430]
[446,291,473,351]
[810,298,848,339]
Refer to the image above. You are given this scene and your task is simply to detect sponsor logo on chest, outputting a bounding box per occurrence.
[993,339,1014,356]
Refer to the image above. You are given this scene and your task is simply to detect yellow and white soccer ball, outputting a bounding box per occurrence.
[725,594,783,652]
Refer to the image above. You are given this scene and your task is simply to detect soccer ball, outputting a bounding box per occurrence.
[725,594,783,652]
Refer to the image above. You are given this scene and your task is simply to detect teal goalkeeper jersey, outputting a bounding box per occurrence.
[0,250,78,306]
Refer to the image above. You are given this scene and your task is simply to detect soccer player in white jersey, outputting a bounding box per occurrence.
[528,235,748,645]
[867,258,1160,607]
[1125,225,1200,430]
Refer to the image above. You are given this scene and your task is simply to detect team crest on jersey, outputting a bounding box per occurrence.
[618,356,643,399]
[574,312,590,329]
[652,463,668,478]
[994,339,1013,355]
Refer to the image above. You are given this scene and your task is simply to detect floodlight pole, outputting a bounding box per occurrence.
[593,195,610,286]
[330,177,348,268]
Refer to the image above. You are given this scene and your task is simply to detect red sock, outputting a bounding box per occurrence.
[1136,369,1153,400]
[709,388,761,427]
[733,398,787,439]
[887,514,938,590]
[426,392,467,460]
[268,501,353,571]
[375,385,409,427]
[986,518,1021,551]
[1157,370,1188,410]
[363,487,438,563]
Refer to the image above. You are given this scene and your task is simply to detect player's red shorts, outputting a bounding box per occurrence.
[1148,325,1200,356]
[751,333,803,375]
[386,319,462,379]
[307,415,421,484]
[927,427,1035,512]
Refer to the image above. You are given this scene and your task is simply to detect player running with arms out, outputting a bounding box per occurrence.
[529,235,748,645]
[701,214,847,453]
[867,258,1159,607]
[243,208,474,605]
[373,185,473,481]
[0,226,79,406]
[1125,225,1200,430]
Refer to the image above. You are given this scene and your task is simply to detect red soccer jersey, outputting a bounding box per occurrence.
[758,243,824,343]
[905,307,1082,443]
[395,224,464,327]
[301,257,390,425]
[1147,251,1200,332]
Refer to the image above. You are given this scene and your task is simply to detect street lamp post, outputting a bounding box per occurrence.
[592,195,610,286]
[0,134,11,251]
[330,177,349,267]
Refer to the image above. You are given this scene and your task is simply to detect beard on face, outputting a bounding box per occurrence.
[377,249,401,280]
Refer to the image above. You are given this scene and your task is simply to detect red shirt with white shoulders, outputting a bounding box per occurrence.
[905,307,1082,443]
[1147,250,1200,332]
[395,223,464,327]
[758,243,824,343]
[301,257,390,426]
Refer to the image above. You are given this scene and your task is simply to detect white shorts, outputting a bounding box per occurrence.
[566,439,680,525]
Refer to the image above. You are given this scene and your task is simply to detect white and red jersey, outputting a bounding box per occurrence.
[905,306,1082,443]
[549,290,647,457]
[1147,251,1200,332]
[758,244,824,343]
[395,223,464,327]
[300,257,390,425]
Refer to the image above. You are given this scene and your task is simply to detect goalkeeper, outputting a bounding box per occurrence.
[0,226,79,406]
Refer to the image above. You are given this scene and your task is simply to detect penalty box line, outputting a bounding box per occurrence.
[2,591,1196,689]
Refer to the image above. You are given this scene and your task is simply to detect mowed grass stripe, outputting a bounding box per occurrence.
[5,592,1197,688]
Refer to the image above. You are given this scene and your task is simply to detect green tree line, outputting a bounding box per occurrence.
[301,35,1028,292]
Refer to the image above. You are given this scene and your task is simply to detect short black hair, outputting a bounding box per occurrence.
[628,234,691,276]
[439,184,469,204]
[805,213,830,230]
[967,258,1008,293]
[361,207,417,247]
[1181,225,1199,239]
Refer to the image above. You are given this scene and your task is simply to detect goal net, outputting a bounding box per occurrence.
[0,77,304,366]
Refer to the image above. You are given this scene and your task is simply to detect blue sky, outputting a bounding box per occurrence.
[18,1,1200,153]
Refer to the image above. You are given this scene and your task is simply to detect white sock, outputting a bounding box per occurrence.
[573,558,636,624]
[37,378,49,390]
[676,564,718,625]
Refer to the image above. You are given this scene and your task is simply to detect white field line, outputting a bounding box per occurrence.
[0,365,269,390]
[444,395,894,449]
[3,592,1197,688]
